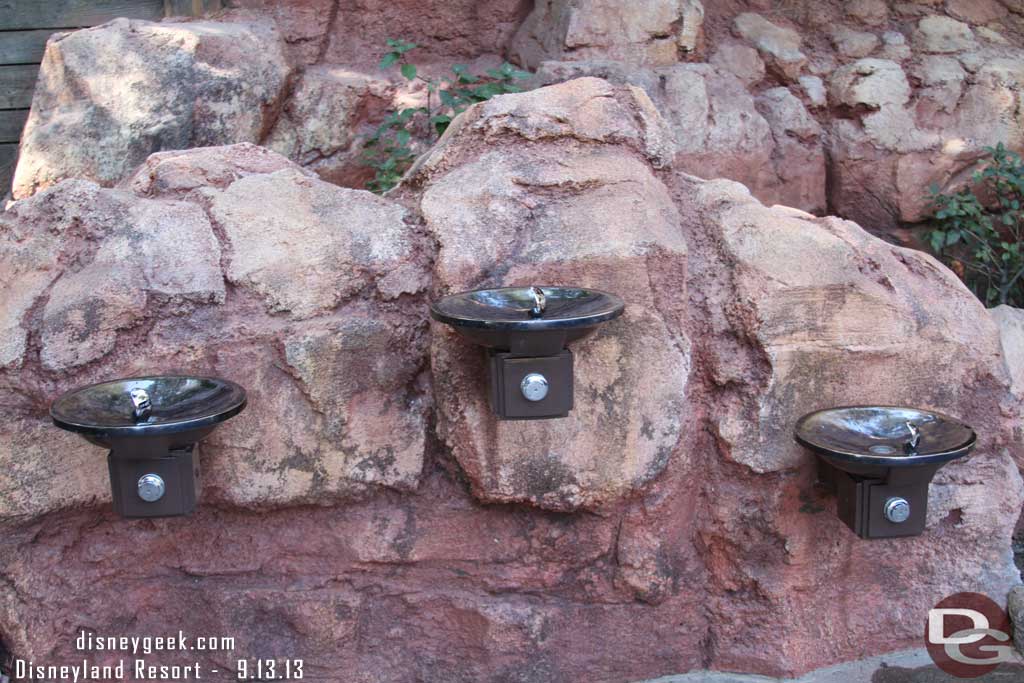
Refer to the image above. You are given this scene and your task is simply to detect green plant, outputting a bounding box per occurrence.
[927,142,1024,307]
[361,39,531,193]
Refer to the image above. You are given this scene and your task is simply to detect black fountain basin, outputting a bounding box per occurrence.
[794,406,976,538]
[794,405,976,478]
[430,286,625,356]
[51,375,247,518]
[51,375,247,455]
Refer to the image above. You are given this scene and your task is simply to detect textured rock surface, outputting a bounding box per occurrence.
[4,2,1024,680]
[228,0,531,65]
[2,89,1018,677]
[12,18,291,199]
[13,1,1024,242]
[732,12,807,81]
[0,144,431,516]
[265,66,390,186]
[511,0,705,69]
[516,2,1024,234]
[1012,585,1024,655]
[994,305,1024,403]
[676,174,1022,674]
[821,18,1024,233]
[412,78,691,511]
[693,178,1009,474]
[535,61,827,214]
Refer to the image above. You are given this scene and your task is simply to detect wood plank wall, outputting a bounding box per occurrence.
[0,0,223,196]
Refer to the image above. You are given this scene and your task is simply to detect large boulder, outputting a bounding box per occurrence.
[1,76,1022,683]
[511,0,705,69]
[409,78,692,511]
[732,12,807,81]
[993,304,1024,474]
[265,66,391,186]
[828,48,1024,233]
[692,179,1012,475]
[12,18,291,199]
[0,144,431,516]
[678,173,1023,673]
[994,305,1024,402]
[535,61,827,214]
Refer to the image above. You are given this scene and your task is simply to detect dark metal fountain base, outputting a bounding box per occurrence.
[487,349,573,420]
[108,444,200,518]
[818,460,940,539]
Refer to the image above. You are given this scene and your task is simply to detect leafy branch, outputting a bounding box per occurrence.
[361,39,531,194]
[928,143,1024,308]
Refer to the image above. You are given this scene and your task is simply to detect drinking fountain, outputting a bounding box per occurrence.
[430,286,625,419]
[794,406,976,539]
[51,376,247,518]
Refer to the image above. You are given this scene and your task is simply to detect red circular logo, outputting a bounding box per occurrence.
[926,592,1014,678]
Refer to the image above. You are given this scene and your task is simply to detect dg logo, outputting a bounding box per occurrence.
[926,592,1016,678]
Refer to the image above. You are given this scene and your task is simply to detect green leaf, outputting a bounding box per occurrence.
[439,89,457,108]
[401,63,417,80]
[380,52,399,68]
[472,83,500,99]
[452,66,478,83]
[395,129,411,146]
[946,230,961,246]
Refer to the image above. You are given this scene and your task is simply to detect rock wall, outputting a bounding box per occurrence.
[11,1,1024,246]
[2,77,1022,682]
[2,143,432,515]
[12,18,292,201]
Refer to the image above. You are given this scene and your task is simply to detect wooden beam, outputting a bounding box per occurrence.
[0,65,39,109]
[0,30,55,66]
[164,0,223,16]
[0,110,29,143]
[0,143,18,196]
[0,0,165,30]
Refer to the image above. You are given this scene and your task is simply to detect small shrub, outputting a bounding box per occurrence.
[928,143,1024,308]
[361,39,531,193]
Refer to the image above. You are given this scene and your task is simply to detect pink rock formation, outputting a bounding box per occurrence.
[12,18,292,200]
[12,0,1024,245]
[1,143,432,516]
[1,77,1021,682]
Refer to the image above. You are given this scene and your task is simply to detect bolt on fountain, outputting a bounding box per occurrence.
[430,286,625,419]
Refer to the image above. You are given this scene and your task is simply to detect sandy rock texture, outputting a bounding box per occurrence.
[264,65,391,187]
[534,60,827,214]
[1,78,1022,682]
[0,143,431,516]
[12,0,1024,246]
[12,17,291,200]
[995,304,1024,401]
[231,0,532,66]
[411,78,692,511]
[510,0,706,68]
